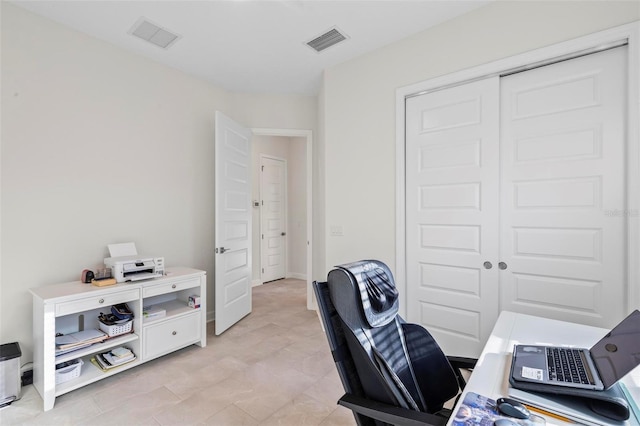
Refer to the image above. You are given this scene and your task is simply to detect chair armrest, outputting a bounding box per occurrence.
[447,356,477,370]
[447,356,477,390]
[338,394,448,426]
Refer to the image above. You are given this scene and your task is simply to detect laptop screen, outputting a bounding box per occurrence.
[590,309,640,389]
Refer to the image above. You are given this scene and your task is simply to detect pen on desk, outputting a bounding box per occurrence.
[522,403,574,423]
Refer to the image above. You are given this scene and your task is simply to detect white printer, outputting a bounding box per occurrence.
[104,242,165,283]
[104,255,165,283]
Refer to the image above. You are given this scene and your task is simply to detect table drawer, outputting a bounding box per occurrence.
[143,313,201,359]
[142,277,200,298]
[55,289,139,316]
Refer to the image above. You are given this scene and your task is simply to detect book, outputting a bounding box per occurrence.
[110,347,133,358]
[55,329,108,350]
[142,305,166,320]
[453,392,545,425]
[91,278,116,287]
[55,342,93,357]
[92,347,136,371]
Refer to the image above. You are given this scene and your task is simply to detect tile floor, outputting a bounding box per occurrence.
[0,279,357,425]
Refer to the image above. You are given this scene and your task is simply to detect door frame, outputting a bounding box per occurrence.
[395,21,640,318]
[259,154,288,283]
[252,128,314,310]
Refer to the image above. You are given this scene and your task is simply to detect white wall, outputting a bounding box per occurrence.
[320,1,640,278]
[250,135,307,283]
[0,3,316,362]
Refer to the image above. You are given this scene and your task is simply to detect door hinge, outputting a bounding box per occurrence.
[261,165,264,171]
[262,268,264,273]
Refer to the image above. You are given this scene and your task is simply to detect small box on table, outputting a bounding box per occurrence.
[188,295,201,309]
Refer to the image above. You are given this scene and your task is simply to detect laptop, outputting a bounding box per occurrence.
[510,309,640,391]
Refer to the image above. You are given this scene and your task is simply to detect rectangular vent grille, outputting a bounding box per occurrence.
[306,28,348,53]
[129,18,181,50]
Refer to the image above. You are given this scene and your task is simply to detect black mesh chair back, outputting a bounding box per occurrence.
[314,260,475,426]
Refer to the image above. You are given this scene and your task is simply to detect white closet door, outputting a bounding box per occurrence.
[500,46,627,328]
[405,77,500,358]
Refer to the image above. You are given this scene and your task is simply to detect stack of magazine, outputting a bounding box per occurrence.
[55,329,108,356]
[92,347,136,371]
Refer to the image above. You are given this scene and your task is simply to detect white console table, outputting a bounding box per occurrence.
[30,267,207,411]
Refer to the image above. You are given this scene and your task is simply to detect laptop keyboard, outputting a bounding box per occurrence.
[546,347,595,385]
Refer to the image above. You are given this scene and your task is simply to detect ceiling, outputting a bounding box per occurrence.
[11,0,491,96]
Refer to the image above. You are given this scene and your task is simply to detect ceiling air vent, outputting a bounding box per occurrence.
[129,18,181,50]
[306,27,348,53]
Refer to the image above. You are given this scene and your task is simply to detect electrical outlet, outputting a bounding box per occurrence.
[21,369,33,386]
[330,225,343,236]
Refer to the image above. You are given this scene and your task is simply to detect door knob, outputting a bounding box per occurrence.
[499,262,508,270]
[281,232,286,236]
[483,261,493,270]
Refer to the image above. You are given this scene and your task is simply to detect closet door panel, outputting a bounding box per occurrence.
[500,46,627,328]
[405,77,500,358]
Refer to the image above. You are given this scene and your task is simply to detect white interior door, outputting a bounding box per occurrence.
[499,46,627,329]
[214,111,253,335]
[260,156,287,282]
[405,77,500,358]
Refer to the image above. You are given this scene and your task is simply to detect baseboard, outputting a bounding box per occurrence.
[287,272,306,281]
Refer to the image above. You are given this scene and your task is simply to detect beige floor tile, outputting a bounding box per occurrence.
[153,391,230,426]
[79,387,178,426]
[28,395,101,426]
[302,369,347,409]
[163,355,249,400]
[261,393,336,426]
[0,394,48,426]
[319,406,357,426]
[199,404,259,426]
[231,385,292,422]
[241,360,317,399]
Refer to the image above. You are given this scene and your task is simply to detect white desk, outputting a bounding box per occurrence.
[448,311,640,425]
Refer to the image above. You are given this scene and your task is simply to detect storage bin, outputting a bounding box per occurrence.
[99,319,133,337]
[0,342,21,407]
[55,359,83,385]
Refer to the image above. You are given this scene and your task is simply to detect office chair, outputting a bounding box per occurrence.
[313,260,477,426]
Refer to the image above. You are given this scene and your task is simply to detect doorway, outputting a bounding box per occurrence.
[251,129,314,309]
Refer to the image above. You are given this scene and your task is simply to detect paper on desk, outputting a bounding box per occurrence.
[108,242,137,257]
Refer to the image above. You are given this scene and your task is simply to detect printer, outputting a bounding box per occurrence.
[104,255,165,283]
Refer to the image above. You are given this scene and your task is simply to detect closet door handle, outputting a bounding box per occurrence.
[499,262,508,270]
[483,261,493,270]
